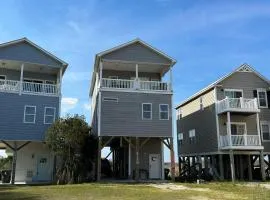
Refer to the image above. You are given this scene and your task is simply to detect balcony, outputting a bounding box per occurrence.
[217,97,259,114]
[101,78,170,92]
[0,79,59,96]
[219,135,263,150]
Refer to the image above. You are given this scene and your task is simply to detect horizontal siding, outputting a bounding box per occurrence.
[181,89,215,118]
[0,41,62,67]
[0,68,57,81]
[177,104,218,155]
[100,91,172,137]
[218,114,257,136]
[217,71,270,151]
[103,70,160,81]
[102,42,172,64]
[0,92,59,141]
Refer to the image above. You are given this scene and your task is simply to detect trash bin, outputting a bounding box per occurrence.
[164,168,170,180]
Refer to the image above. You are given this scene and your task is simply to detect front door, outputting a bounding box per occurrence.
[36,155,51,181]
[149,154,161,179]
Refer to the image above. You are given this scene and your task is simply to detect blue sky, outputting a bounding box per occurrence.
[1,0,270,160]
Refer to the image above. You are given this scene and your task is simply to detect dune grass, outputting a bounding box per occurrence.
[0,182,269,200]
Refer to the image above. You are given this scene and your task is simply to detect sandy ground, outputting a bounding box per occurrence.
[148,183,210,192]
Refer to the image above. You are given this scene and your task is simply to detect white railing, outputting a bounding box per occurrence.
[101,78,170,91]
[217,97,258,113]
[219,135,260,147]
[23,82,58,95]
[102,78,134,89]
[0,80,20,92]
[0,79,59,96]
[139,80,169,91]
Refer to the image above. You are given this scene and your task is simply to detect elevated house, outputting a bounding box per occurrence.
[176,64,270,181]
[89,39,176,180]
[0,38,68,183]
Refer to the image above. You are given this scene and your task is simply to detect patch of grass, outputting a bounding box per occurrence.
[0,182,269,200]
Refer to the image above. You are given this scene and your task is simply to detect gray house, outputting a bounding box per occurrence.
[0,38,68,183]
[89,39,176,180]
[176,64,270,181]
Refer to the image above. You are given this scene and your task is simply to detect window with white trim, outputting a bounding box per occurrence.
[24,106,36,124]
[142,103,152,120]
[189,129,196,144]
[44,107,56,124]
[257,88,268,108]
[159,104,169,120]
[178,133,183,145]
[261,122,270,141]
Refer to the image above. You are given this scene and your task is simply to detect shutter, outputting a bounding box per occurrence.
[267,91,270,109]
[253,90,258,98]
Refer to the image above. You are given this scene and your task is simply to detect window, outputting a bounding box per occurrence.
[230,122,246,135]
[44,107,56,124]
[176,108,182,120]
[178,133,183,145]
[24,106,36,124]
[103,97,118,102]
[261,122,270,141]
[159,104,169,120]
[257,89,268,108]
[199,96,204,110]
[142,103,152,120]
[224,89,243,98]
[189,129,196,144]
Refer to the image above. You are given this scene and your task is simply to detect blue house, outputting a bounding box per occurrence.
[0,38,68,183]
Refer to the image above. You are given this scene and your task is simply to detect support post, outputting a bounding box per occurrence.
[219,154,224,180]
[135,137,140,181]
[169,67,173,91]
[128,140,131,178]
[260,150,266,181]
[248,154,253,181]
[169,137,175,181]
[19,64,24,95]
[58,67,63,116]
[256,113,262,145]
[229,150,235,182]
[239,155,244,180]
[135,64,138,80]
[204,156,208,170]
[227,112,232,146]
[97,137,101,181]
[11,142,17,184]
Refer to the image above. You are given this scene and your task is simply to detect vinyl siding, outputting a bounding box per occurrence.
[180,89,215,118]
[0,41,62,67]
[0,68,57,81]
[102,42,172,64]
[103,70,161,81]
[177,104,218,155]
[0,92,59,141]
[217,71,270,151]
[130,138,162,178]
[100,91,172,137]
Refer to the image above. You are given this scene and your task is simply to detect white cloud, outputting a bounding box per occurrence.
[61,97,79,114]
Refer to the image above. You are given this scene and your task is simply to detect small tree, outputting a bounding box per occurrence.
[46,114,97,184]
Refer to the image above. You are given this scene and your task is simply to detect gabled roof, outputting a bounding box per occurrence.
[0,37,68,67]
[175,63,270,109]
[90,38,176,96]
[96,38,177,63]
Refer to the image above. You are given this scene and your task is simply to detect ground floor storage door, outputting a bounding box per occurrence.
[36,154,50,181]
[149,154,161,179]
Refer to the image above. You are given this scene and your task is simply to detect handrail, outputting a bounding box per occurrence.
[217,97,258,113]
[219,135,260,147]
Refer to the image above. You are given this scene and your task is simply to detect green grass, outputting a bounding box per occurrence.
[0,182,269,200]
